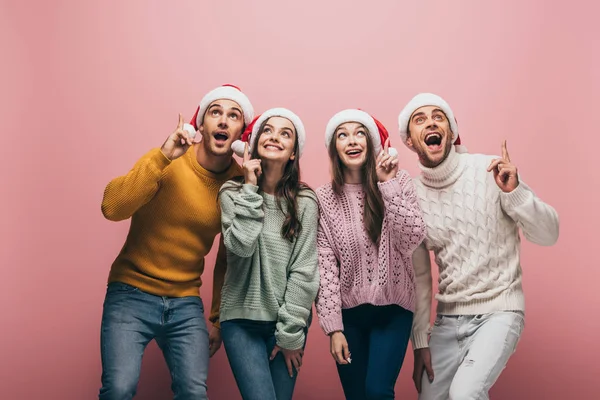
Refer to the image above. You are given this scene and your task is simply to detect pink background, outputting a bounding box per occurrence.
[2,0,598,399]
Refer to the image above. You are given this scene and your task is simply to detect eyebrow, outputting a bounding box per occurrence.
[265,123,294,134]
[335,123,364,133]
[411,112,426,121]
[208,104,242,115]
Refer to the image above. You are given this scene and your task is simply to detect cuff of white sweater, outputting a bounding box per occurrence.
[500,183,531,210]
[320,314,344,336]
[411,332,429,350]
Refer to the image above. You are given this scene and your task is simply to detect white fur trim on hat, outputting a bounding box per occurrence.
[196,85,254,127]
[182,123,196,138]
[325,109,398,157]
[398,93,459,149]
[231,107,306,158]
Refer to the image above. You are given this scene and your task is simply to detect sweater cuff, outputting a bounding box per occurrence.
[242,183,259,194]
[276,331,306,351]
[377,170,410,199]
[154,148,173,169]
[411,332,429,350]
[320,314,344,335]
[500,182,531,210]
[378,178,402,200]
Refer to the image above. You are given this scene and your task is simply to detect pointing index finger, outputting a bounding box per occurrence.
[502,140,510,162]
[243,141,249,163]
[384,137,390,154]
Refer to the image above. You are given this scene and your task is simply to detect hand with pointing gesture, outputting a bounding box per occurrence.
[242,142,262,186]
[160,113,194,161]
[376,138,399,182]
[487,140,519,192]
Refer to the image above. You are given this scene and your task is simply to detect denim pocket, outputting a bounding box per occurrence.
[107,282,139,294]
[433,315,445,326]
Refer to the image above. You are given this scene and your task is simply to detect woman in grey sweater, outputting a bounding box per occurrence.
[217,108,319,400]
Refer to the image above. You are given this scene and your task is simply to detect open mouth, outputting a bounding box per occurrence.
[213,132,228,142]
[345,149,362,157]
[424,132,442,150]
[264,144,283,151]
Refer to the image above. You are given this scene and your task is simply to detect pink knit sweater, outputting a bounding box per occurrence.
[315,170,427,335]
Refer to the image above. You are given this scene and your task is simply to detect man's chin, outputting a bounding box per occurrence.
[206,141,233,156]
[419,153,444,168]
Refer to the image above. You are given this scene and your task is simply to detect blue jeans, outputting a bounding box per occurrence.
[336,304,414,400]
[221,319,307,400]
[99,282,210,400]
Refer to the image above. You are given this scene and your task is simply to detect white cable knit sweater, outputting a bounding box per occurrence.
[411,146,559,349]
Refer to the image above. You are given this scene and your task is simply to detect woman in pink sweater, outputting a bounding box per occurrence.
[315,109,426,400]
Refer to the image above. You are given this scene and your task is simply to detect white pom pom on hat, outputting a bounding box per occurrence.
[231,107,306,158]
[324,109,398,157]
[397,93,467,153]
[182,84,254,139]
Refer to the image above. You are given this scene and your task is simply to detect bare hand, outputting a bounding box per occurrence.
[413,347,434,393]
[160,113,194,160]
[208,326,222,358]
[270,345,304,377]
[242,141,262,186]
[487,140,519,193]
[376,138,399,182]
[330,331,351,365]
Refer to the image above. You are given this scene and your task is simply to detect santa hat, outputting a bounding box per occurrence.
[397,93,467,153]
[325,109,398,157]
[231,107,306,158]
[182,84,254,138]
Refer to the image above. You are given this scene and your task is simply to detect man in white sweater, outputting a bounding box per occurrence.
[397,93,559,400]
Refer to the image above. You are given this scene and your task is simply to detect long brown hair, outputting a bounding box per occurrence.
[221,118,313,242]
[328,126,384,244]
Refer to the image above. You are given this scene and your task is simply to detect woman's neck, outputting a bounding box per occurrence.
[260,161,286,195]
[343,167,362,184]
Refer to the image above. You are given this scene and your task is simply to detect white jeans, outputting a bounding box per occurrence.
[419,311,525,400]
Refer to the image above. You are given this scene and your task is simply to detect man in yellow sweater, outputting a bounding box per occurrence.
[99,84,253,400]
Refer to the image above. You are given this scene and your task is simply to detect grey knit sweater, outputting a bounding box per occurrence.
[218,181,320,350]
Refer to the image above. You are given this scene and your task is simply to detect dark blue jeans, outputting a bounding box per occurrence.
[336,304,413,400]
[221,319,307,400]
[99,282,210,400]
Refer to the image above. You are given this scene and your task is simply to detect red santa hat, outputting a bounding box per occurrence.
[397,93,467,153]
[231,107,306,158]
[182,84,254,138]
[325,109,398,157]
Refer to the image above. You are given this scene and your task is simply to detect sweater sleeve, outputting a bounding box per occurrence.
[500,180,559,246]
[219,182,265,258]
[314,200,344,335]
[378,170,427,254]
[411,243,433,349]
[101,148,171,221]
[275,195,320,350]
[209,235,227,329]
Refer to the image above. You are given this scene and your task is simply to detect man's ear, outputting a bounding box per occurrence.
[406,135,415,150]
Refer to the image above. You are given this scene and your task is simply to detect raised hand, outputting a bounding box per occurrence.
[242,142,262,186]
[487,140,519,193]
[376,138,399,182]
[160,113,194,161]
